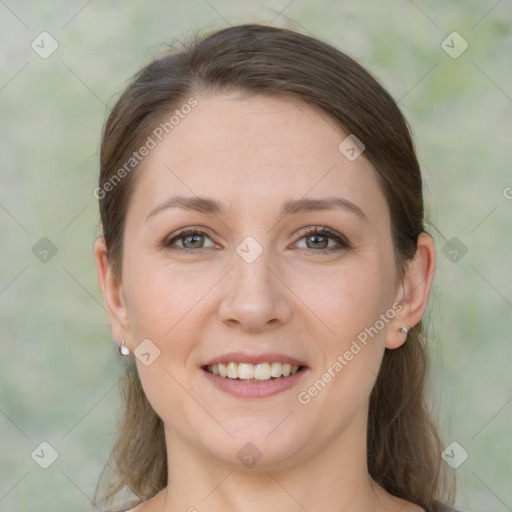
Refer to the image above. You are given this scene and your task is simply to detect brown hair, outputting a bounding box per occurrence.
[96,23,453,511]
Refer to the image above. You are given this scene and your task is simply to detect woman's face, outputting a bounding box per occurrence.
[100,92,411,469]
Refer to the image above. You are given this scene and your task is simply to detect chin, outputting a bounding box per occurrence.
[196,416,309,469]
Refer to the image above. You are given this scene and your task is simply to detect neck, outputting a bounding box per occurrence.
[153,406,402,512]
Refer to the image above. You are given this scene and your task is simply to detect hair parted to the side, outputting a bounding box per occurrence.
[96,23,454,511]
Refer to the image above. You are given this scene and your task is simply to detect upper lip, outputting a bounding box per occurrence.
[202,352,308,367]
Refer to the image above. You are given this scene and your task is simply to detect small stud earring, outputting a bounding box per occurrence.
[400,327,408,338]
[119,340,130,356]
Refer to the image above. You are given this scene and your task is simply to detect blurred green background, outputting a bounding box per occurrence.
[1,1,511,511]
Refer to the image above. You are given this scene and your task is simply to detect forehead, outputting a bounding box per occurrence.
[130,93,388,223]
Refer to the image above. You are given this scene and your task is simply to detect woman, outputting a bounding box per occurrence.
[94,23,457,512]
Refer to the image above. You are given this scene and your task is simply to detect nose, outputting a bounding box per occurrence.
[218,249,292,333]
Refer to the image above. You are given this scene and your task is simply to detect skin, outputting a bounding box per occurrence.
[95,92,435,512]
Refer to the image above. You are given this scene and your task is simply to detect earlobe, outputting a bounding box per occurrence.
[94,237,131,348]
[386,232,436,349]
[386,325,410,350]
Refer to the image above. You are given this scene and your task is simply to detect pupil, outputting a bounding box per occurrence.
[307,235,327,249]
[184,235,203,248]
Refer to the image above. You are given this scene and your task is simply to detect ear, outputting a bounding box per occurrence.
[94,236,132,350]
[386,232,436,349]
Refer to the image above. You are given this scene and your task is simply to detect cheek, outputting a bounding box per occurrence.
[295,252,396,395]
[293,267,394,423]
[292,255,396,346]
[122,261,218,429]
[123,257,220,340]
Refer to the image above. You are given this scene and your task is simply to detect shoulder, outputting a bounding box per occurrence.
[104,502,141,512]
[417,504,474,512]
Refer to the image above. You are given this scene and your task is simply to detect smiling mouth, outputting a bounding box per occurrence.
[203,362,305,381]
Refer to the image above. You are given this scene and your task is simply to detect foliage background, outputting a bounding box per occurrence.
[1,1,511,511]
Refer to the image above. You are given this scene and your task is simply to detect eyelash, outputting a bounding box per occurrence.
[163,226,351,255]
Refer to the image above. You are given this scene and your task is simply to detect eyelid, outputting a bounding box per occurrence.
[292,226,352,250]
[163,225,351,252]
[163,226,218,250]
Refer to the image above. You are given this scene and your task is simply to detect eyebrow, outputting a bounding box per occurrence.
[145,195,368,222]
[146,195,225,221]
[281,197,368,221]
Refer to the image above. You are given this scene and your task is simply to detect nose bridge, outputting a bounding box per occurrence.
[236,250,274,293]
[232,233,277,285]
[232,240,279,303]
[219,238,291,330]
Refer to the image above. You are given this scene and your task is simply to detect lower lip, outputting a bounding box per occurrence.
[201,367,308,398]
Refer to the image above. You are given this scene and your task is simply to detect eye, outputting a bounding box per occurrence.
[294,226,351,253]
[164,228,217,251]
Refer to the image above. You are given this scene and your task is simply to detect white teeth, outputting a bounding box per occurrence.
[282,363,292,377]
[270,362,282,378]
[238,363,254,379]
[206,362,301,380]
[254,363,271,380]
[227,362,238,379]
